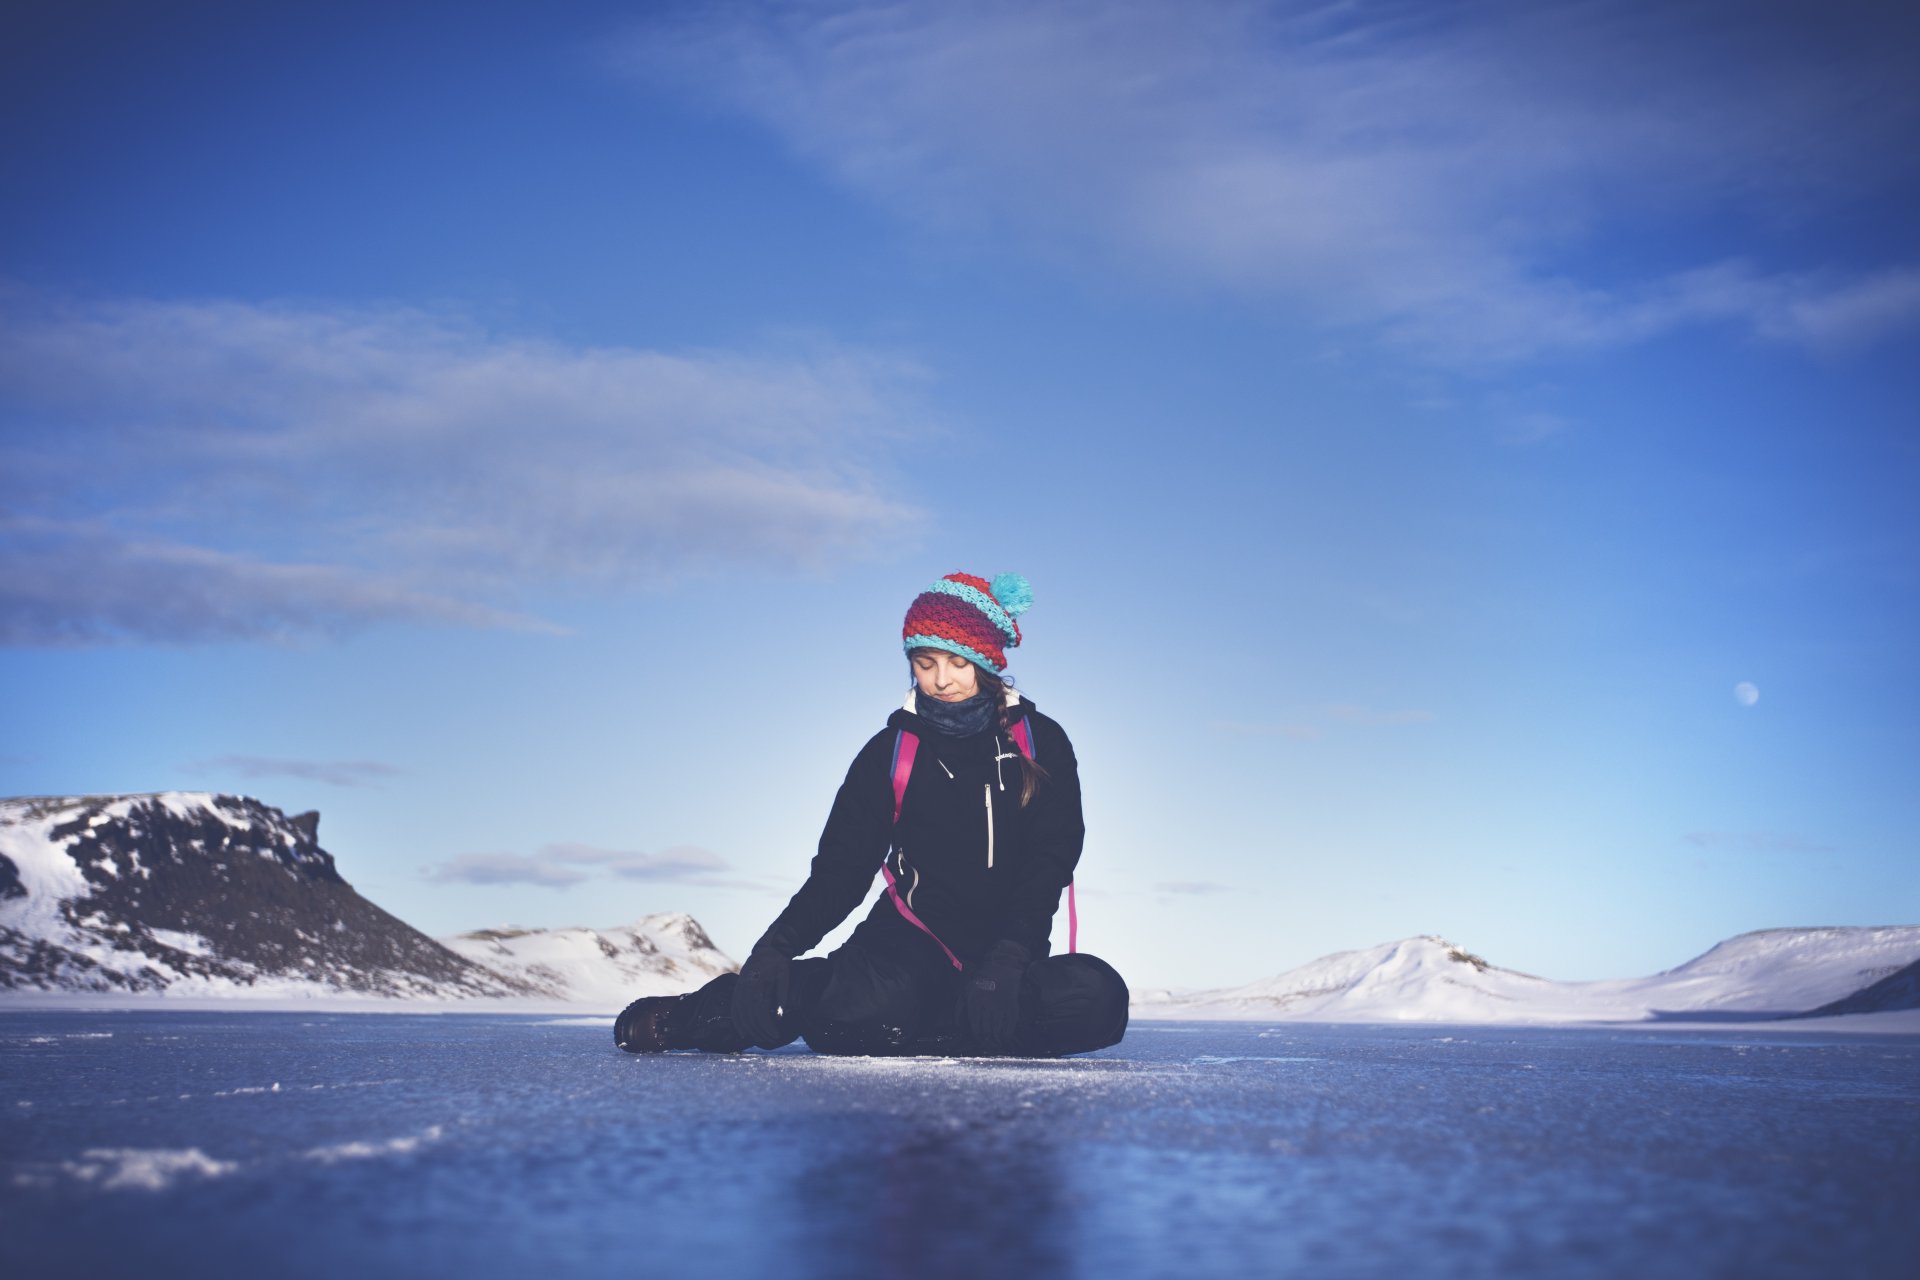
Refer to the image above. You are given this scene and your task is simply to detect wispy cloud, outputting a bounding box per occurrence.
[1212,720,1320,740]
[538,842,730,881]
[622,1,1920,364]
[1683,831,1835,855]
[194,755,405,789]
[423,841,742,889]
[0,291,927,647]
[424,853,590,889]
[2,516,549,646]
[1154,880,1232,896]
[1214,703,1432,737]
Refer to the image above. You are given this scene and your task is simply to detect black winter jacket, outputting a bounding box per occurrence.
[756,691,1085,966]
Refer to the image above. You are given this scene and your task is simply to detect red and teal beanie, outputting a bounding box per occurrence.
[901,572,1034,676]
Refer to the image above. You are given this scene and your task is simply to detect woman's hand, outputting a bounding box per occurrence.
[965,939,1031,1050]
[731,947,793,1048]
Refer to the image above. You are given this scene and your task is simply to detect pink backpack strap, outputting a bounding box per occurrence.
[883,716,1081,965]
[883,729,963,970]
[1008,715,1035,759]
[889,728,917,823]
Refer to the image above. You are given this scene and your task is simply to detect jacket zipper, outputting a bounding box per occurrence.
[984,784,994,868]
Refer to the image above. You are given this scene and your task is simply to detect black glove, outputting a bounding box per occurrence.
[964,939,1030,1051]
[731,946,793,1048]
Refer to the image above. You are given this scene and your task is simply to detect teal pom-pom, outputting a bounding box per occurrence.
[990,572,1033,617]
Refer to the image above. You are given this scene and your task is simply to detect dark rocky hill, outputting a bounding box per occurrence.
[0,793,533,997]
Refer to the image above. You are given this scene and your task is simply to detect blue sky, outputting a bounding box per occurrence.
[3,0,1916,990]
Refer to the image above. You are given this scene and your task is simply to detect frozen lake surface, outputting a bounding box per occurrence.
[4,1011,1917,1278]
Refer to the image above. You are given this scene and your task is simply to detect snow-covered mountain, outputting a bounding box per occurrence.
[0,793,531,998]
[1135,927,1920,1024]
[9,791,1908,1023]
[1804,957,1920,1016]
[439,914,737,1007]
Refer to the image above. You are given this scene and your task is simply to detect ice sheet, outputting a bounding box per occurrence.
[2,1012,1915,1279]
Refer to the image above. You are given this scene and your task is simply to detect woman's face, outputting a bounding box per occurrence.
[912,650,981,703]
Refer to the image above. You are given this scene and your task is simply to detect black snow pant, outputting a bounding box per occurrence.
[659,910,1129,1058]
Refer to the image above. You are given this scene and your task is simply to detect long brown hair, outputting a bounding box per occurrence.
[910,649,1049,806]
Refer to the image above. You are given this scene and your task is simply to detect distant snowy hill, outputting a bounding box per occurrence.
[1802,957,1920,1016]
[10,791,1909,1024]
[1136,928,1920,1024]
[439,914,737,1007]
[0,793,531,998]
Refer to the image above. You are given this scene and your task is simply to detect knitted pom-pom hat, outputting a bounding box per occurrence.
[902,572,1034,676]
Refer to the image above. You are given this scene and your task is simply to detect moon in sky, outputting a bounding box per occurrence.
[1734,682,1760,707]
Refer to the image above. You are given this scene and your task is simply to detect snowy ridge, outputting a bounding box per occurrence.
[438,913,737,1006]
[1136,928,1920,1024]
[1804,957,1920,1016]
[0,793,529,999]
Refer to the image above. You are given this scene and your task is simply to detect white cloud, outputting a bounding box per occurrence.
[424,841,738,888]
[622,0,1920,363]
[423,853,590,889]
[540,841,730,881]
[194,755,405,788]
[1754,268,1920,353]
[0,515,547,645]
[0,292,928,646]
[1211,720,1320,740]
[1154,880,1232,896]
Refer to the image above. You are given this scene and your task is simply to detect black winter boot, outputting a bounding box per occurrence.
[614,995,682,1053]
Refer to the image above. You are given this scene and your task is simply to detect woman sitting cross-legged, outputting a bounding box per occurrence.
[614,571,1128,1058]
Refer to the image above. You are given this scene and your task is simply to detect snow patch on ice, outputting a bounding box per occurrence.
[302,1125,445,1164]
[40,1147,239,1192]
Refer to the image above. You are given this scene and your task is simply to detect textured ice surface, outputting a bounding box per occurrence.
[3,1013,1917,1279]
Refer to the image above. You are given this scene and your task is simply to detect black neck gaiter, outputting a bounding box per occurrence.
[913,688,998,738]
